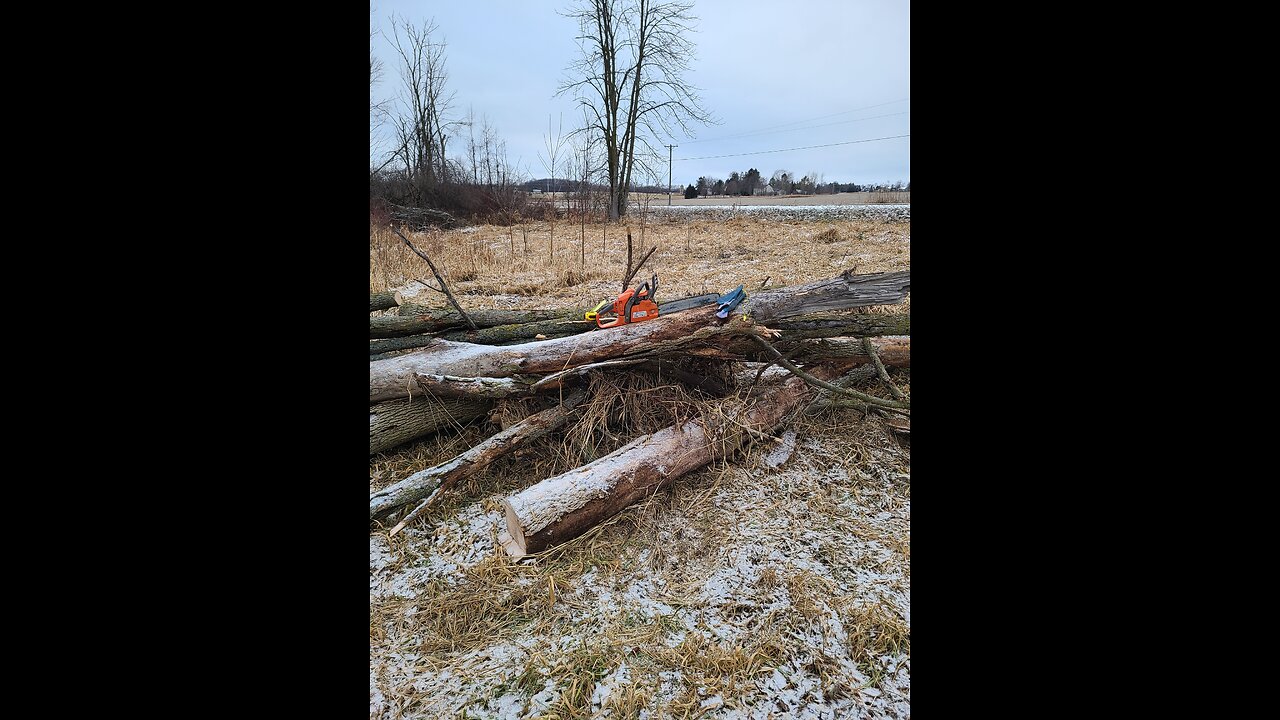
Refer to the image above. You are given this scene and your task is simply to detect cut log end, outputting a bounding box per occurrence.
[500,500,528,557]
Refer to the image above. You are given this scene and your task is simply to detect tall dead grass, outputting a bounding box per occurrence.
[370,215,910,312]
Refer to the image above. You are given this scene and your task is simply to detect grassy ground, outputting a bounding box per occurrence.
[371,215,910,314]
[370,214,911,719]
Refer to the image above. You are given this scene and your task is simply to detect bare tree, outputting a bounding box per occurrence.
[539,115,568,261]
[560,0,714,221]
[387,14,457,205]
[370,4,394,172]
[370,5,385,117]
[569,118,601,268]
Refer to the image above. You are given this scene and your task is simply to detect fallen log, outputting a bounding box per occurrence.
[371,330,582,356]
[763,311,909,339]
[370,389,589,521]
[371,311,908,355]
[414,374,534,399]
[370,271,908,403]
[397,303,571,322]
[371,305,759,403]
[685,335,910,367]
[375,307,573,338]
[370,396,491,455]
[371,291,398,312]
[499,363,847,557]
[370,334,446,356]
[438,318,594,345]
[747,270,910,320]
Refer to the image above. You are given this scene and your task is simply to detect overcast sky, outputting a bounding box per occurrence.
[370,0,909,188]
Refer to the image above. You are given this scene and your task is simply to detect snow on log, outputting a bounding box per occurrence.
[369,271,908,402]
[370,389,589,520]
[499,364,847,557]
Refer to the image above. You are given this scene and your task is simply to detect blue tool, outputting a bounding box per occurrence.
[715,285,746,319]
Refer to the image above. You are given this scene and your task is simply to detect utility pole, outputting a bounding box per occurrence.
[666,144,677,206]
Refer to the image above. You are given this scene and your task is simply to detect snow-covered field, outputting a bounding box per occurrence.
[650,204,910,223]
[371,415,910,719]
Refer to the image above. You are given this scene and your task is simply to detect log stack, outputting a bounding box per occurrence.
[369,270,910,553]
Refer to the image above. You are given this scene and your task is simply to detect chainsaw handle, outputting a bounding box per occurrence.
[625,281,649,323]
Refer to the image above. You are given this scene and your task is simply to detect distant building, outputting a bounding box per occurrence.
[756,183,778,196]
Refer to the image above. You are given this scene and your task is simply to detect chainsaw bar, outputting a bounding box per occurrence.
[659,292,719,315]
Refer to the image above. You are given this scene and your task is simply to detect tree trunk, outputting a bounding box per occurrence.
[746,271,911,321]
[370,389,589,520]
[696,335,912,367]
[370,396,491,455]
[370,334,445,356]
[373,309,573,338]
[371,312,908,355]
[499,363,847,557]
[371,305,751,403]
[370,271,909,403]
[370,291,398,312]
[438,318,594,344]
[414,374,533,399]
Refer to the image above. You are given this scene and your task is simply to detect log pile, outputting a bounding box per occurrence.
[369,270,910,552]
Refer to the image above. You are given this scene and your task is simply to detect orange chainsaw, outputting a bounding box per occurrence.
[585,276,742,329]
[587,274,661,329]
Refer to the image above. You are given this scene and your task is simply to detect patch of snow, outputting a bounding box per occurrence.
[762,429,797,468]
[591,662,631,712]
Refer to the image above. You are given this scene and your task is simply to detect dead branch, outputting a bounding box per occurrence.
[393,227,478,330]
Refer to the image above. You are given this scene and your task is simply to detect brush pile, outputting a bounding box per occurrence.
[370,268,910,557]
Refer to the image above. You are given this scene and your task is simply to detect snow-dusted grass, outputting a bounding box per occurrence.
[371,407,910,718]
[369,210,911,718]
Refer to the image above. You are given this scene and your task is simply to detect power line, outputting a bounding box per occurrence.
[683,111,908,146]
[675,134,910,162]
[681,98,909,144]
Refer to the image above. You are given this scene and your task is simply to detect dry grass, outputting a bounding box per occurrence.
[370,216,910,314]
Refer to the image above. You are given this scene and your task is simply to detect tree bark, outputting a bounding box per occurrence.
[371,305,758,403]
[371,311,907,355]
[705,335,911,367]
[397,303,572,322]
[370,396,491,455]
[370,271,909,403]
[746,271,910,321]
[375,306,574,338]
[370,291,398,312]
[414,374,533,399]
[370,389,589,520]
[370,334,446,356]
[499,364,847,557]
[438,318,593,344]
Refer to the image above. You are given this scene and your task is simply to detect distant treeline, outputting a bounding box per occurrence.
[525,175,910,198]
[687,169,909,198]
